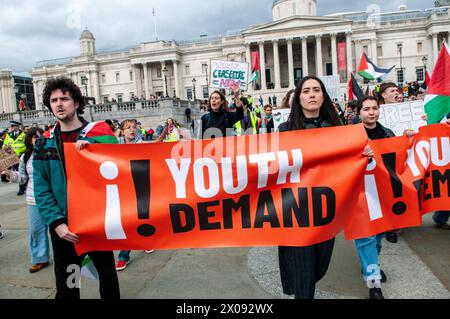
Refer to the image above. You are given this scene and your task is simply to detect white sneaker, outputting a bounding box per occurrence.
[144,250,155,254]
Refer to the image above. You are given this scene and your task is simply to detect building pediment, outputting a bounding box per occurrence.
[243,15,348,34]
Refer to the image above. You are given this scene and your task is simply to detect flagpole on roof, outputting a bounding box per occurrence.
[153,8,158,41]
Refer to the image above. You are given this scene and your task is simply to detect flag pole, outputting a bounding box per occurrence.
[153,8,158,41]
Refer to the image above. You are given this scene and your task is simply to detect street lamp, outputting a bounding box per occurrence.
[192,78,197,101]
[80,75,88,97]
[397,43,403,85]
[14,85,19,111]
[162,66,169,97]
[422,56,428,81]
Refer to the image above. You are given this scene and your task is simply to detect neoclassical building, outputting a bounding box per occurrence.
[30,0,450,109]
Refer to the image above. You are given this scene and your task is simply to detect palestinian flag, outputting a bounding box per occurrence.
[419,70,431,93]
[358,53,395,81]
[348,73,364,101]
[424,43,450,124]
[248,51,260,84]
[80,121,118,144]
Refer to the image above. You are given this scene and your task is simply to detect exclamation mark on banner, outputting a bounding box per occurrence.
[382,153,407,215]
[131,160,156,237]
[101,161,127,240]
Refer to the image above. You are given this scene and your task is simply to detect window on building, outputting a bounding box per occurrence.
[103,96,109,103]
[377,45,383,57]
[202,86,209,99]
[101,74,106,84]
[416,67,425,82]
[115,72,120,83]
[363,45,368,55]
[130,71,133,81]
[186,88,193,100]
[202,63,208,74]
[157,67,162,78]
[116,94,123,103]
[417,42,423,53]
[185,64,190,76]
[397,69,404,84]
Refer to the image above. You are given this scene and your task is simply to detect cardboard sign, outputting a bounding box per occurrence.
[379,101,427,136]
[0,146,20,172]
[210,60,249,91]
[272,109,291,132]
[319,75,341,100]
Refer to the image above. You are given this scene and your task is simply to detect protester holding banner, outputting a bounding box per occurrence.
[200,83,243,139]
[354,96,398,299]
[277,76,374,299]
[376,82,405,243]
[116,119,154,271]
[33,77,120,299]
[1,127,51,273]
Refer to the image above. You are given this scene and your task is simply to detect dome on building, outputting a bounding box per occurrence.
[272,0,317,21]
[399,4,407,11]
[80,28,95,41]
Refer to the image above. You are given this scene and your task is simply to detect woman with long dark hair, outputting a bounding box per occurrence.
[278,76,373,299]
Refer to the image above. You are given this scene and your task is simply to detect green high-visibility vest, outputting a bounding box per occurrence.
[234,112,258,136]
[3,131,26,156]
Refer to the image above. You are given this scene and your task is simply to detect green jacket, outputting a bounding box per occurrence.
[33,118,117,229]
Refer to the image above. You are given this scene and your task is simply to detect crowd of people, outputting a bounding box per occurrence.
[0,74,448,301]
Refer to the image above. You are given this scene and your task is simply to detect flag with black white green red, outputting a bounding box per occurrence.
[248,51,260,84]
[424,43,450,124]
[357,53,395,82]
[80,121,118,144]
[348,73,364,101]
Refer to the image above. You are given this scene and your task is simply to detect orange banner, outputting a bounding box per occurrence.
[66,124,449,255]
[345,124,450,240]
[67,125,368,254]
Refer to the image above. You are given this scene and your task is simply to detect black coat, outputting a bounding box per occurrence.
[200,107,243,139]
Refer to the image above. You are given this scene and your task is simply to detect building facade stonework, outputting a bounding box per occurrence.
[30,0,450,110]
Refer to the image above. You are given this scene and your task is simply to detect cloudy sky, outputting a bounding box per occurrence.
[0,0,435,73]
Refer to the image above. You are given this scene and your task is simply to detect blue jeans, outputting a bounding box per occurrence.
[28,205,50,265]
[354,233,385,284]
[118,250,131,261]
[433,211,450,224]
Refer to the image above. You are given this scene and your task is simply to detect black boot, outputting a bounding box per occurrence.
[369,288,384,299]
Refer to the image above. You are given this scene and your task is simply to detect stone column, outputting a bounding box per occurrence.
[316,35,323,76]
[371,38,378,65]
[245,43,251,65]
[273,39,281,90]
[173,60,180,98]
[346,32,353,74]
[331,33,338,76]
[432,33,439,67]
[143,62,149,99]
[33,80,40,110]
[258,41,267,90]
[132,64,139,97]
[287,38,295,88]
[161,61,168,97]
[301,36,309,77]
[91,71,100,104]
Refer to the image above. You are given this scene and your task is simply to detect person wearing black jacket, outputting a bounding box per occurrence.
[200,83,243,139]
[277,76,373,299]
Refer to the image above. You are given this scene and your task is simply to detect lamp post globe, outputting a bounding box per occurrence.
[162,66,169,97]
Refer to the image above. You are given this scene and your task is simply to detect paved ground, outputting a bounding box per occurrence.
[0,182,448,299]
